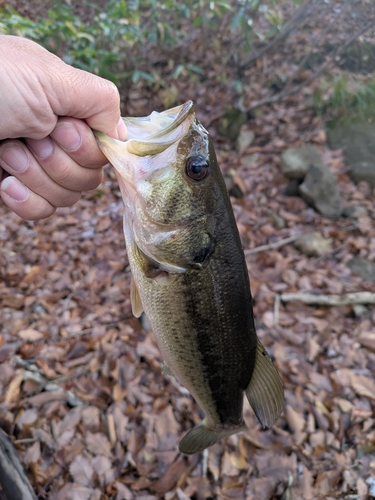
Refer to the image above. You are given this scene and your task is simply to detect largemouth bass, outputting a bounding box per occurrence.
[95,101,284,454]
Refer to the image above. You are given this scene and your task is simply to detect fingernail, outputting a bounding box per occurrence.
[51,122,82,151]
[27,136,54,160]
[0,145,29,173]
[116,117,128,141]
[1,176,29,201]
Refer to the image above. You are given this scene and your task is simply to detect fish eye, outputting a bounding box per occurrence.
[186,155,209,181]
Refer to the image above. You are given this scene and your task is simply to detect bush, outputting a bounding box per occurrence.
[0,0,284,88]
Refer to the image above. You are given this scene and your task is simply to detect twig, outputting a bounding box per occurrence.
[244,234,303,256]
[280,292,375,306]
[273,294,281,326]
[246,18,375,111]
[0,429,37,500]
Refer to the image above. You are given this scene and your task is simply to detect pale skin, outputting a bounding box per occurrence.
[0,35,127,220]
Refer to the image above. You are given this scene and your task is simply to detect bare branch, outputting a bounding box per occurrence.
[244,234,304,256]
[280,292,375,306]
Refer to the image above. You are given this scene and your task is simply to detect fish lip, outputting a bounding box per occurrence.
[124,101,196,156]
[125,101,194,141]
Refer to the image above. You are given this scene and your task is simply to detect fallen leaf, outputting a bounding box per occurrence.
[86,431,112,458]
[18,328,45,341]
[69,455,94,487]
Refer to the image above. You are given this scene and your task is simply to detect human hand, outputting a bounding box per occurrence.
[0,35,127,220]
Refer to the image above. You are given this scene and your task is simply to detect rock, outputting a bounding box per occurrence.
[294,232,333,256]
[241,153,259,167]
[327,121,375,188]
[235,127,255,152]
[280,145,322,180]
[298,163,342,218]
[347,256,375,281]
[342,205,368,219]
[268,211,286,229]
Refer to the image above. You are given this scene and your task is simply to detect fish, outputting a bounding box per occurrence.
[94,101,284,454]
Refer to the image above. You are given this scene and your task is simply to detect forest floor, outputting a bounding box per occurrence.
[1,1,375,499]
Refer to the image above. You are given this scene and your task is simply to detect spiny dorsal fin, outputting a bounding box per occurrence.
[130,277,143,318]
[245,340,285,429]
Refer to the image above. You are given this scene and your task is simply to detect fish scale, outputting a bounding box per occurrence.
[95,101,284,454]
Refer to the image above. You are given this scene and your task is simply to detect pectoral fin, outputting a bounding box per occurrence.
[130,278,143,318]
[245,340,284,429]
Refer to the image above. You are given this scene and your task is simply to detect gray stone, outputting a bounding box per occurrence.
[241,153,259,167]
[327,121,375,188]
[342,205,368,219]
[298,163,342,218]
[236,127,255,152]
[294,232,332,256]
[280,145,322,180]
[347,256,375,281]
[268,211,286,229]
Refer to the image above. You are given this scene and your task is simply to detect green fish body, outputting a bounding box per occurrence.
[95,101,284,454]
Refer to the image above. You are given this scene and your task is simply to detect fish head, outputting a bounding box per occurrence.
[95,101,225,272]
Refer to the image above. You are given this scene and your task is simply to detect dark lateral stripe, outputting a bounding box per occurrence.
[181,262,256,425]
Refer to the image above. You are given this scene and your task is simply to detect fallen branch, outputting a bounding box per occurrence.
[0,429,37,500]
[280,292,375,306]
[244,234,303,255]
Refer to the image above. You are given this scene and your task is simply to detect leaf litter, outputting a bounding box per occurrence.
[1,1,375,499]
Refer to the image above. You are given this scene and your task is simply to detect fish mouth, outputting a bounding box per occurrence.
[124,100,195,156]
[94,101,196,188]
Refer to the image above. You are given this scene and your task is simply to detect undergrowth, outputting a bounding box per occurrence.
[0,0,285,88]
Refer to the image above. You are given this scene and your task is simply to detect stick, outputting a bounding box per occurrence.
[280,292,375,306]
[0,429,37,500]
[244,234,303,255]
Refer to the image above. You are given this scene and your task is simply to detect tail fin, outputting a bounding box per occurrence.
[179,421,247,454]
[245,340,285,429]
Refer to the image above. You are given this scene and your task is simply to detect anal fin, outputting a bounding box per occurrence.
[245,340,285,429]
[179,420,247,455]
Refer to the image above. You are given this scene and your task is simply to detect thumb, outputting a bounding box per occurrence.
[45,65,127,140]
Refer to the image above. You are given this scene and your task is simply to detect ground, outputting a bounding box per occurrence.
[1,1,375,499]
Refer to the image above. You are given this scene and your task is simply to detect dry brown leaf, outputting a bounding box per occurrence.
[18,328,45,341]
[24,441,41,465]
[69,455,94,487]
[300,463,314,499]
[4,372,24,403]
[114,482,133,500]
[19,265,44,285]
[351,374,375,400]
[155,405,180,440]
[92,455,115,486]
[358,332,375,351]
[285,404,305,434]
[86,431,112,458]
[151,459,189,495]
[67,485,100,500]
